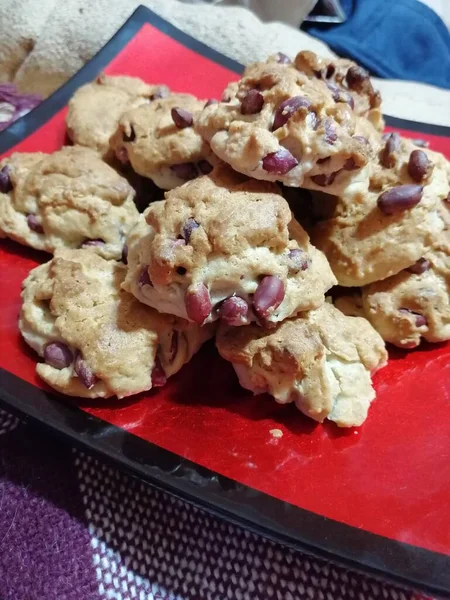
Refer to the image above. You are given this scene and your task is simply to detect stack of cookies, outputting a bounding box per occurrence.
[1,53,448,427]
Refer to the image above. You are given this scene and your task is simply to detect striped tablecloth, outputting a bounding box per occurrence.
[0,409,430,600]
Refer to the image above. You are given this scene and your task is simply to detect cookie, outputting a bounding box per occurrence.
[122,166,336,327]
[195,55,376,188]
[109,93,217,190]
[299,114,382,196]
[19,249,213,399]
[293,51,383,131]
[216,302,387,427]
[333,293,366,319]
[0,146,138,260]
[311,137,449,286]
[66,74,169,159]
[348,204,450,348]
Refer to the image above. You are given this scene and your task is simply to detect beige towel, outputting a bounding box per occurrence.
[1,0,449,126]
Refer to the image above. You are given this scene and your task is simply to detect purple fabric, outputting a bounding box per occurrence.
[0,418,98,599]
[0,409,433,600]
[0,84,41,132]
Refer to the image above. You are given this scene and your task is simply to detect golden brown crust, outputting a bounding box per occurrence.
[19,249,212,399]
[109,94,216,189]
[311,138,449,285]
[0,146,138,260]
[293,51,383,130]
[66,75,169,159]
[123,166,336,325]
[196,57,376,188]
[334,293,366,319]
[216,302,387,427]
[217,302,385,372]
[361,204,450,347]
[146,167,292,280]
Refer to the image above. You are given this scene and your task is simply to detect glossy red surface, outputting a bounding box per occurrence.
[1,23,449,557]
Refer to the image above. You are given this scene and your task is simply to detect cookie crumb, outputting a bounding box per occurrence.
[270,429,283,439]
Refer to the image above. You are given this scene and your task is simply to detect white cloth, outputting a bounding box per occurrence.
[0,0,449,125]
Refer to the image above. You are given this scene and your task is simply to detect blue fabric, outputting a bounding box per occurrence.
[303,0,450,89]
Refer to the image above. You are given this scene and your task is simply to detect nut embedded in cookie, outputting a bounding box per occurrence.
[66,74,170,159]
[109,93,217,190]
[293,50,383,131]
[216,303,388,427]
[0,146,139,260]
[19,249,213,399]
[335,204,450,348]
[311,138,449,286]
[122,165,336,327]
[195,56,375,188]
[367,213,450,348]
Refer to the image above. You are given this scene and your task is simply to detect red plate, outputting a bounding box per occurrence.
[0,7,449,596]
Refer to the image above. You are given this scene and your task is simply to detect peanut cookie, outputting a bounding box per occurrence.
[216,302,387,427]
[110,93,217,190]
[122,166,336,327]
[66,74,169,159]
[0,146,138,260]
[352,205,450,348]
[293,51,383,131]
[196,55,376,188]
[19,249,212,399]
[311,137,449,286]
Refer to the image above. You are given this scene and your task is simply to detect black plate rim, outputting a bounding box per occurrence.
[1,368,450,598]
[0,6,449,597]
